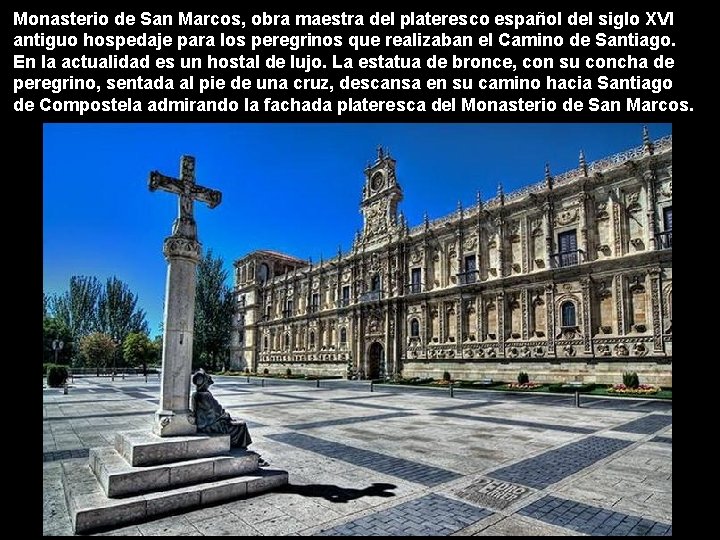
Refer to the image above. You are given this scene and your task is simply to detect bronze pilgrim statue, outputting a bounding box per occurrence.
[191,369,268,466]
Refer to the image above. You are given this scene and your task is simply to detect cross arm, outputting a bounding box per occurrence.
[191,185,222,209]
[149,171,183,194]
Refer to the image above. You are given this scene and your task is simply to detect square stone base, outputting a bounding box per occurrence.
[62,430,289,534]
[116,430,229,466]
[63,461,288,534]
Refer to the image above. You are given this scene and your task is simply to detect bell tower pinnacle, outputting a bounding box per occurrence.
[359,146,403,247]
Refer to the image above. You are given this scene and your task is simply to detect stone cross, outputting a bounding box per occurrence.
[148,155,222,436]
[149,155,221,239]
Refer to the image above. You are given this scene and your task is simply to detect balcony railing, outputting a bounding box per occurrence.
[550,249,585,268]
[457,270,479,285]
[338,298,351,308]
[282,310,293,318]
[359,290,384,303]
[655,230,672,250]
[405,283,423,294]
[308,305,319,314]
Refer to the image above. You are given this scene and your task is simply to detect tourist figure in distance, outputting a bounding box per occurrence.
[191,369,268,466]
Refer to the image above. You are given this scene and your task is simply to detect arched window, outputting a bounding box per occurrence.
[410,318,420,337]
[309,331,315,347]
[340,327,347,344]
[257,263,269,284]
[561,301,576,327]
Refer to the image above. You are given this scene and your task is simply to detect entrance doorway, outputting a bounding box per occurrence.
[367,342,384,380]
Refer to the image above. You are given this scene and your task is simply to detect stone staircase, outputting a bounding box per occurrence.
[61,430,288,533]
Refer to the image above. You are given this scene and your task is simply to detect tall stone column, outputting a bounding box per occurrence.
[149,155,222,437]
[155,236,201,436]
[650,269,664,353]
[545,284,556,356]
[581,278,593,354]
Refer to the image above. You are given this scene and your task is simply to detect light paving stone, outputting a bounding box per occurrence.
[45,377,671,536]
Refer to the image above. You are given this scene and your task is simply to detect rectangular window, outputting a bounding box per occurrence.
[464,255,476,273]
[341,285,350,306]
[311,293,319,312]
[410,268,422,293]
[464,255,477,283]
[660,206,673,249]
[557,230,578,267]
[456,255,477,284]
[663,206,672,231]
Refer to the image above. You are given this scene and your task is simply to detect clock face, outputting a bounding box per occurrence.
[371,173,384,191]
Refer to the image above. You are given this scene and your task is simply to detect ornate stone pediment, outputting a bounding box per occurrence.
[555,209,579,227]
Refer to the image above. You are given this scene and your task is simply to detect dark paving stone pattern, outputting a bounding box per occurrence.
[286,412,415,431]
[315,493,492,536]
[121,390,157,402]
[650,435,673,445]
[44,410,153,421]
[435,412,596,434]
[268,432,461,487]
[612,414,673,434]
[46,387,118,395]
[488,436,633,489]
[43,448,90,462]
[433,400,502,412]
[519,495,672,536]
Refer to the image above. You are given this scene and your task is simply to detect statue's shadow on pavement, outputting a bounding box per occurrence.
[278,482,397,503]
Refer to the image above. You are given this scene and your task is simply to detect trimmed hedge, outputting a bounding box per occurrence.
[548,383,596,393]
[47,365,68,387]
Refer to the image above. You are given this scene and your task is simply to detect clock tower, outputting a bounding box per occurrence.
[359,146,404,247]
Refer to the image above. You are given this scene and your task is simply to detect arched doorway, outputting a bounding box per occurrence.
[367,342,384,380]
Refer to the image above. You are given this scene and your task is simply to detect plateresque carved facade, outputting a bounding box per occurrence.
[231,133,672,385]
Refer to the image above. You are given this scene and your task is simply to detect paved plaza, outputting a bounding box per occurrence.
[43,376,672,536]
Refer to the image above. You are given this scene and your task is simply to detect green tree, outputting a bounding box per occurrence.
[97,276,149,343]
[48,275,148,368]
[49,276,102,339]
[43,316,73,365]
[122,332,154,375]
[152,335,163,365]
[79,332,116,376]
[193,250,234,371]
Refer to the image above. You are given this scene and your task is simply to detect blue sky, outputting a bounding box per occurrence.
[43,123,671,335]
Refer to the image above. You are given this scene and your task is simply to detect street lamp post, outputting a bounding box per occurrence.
[112,336,119,382]
[52,338,64,364]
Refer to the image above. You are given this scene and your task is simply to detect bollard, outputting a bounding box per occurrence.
[261,378,265,388]
[247,376,250,384]
[574,390,580,408]
[450,383,454,398]
[63,382,68,395]
[370,381,374,392]
[122,371,125,380]
[145,373,148,383]
[316,378,320,388]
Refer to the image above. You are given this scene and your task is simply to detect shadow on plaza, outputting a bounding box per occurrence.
[278,482,397,503]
